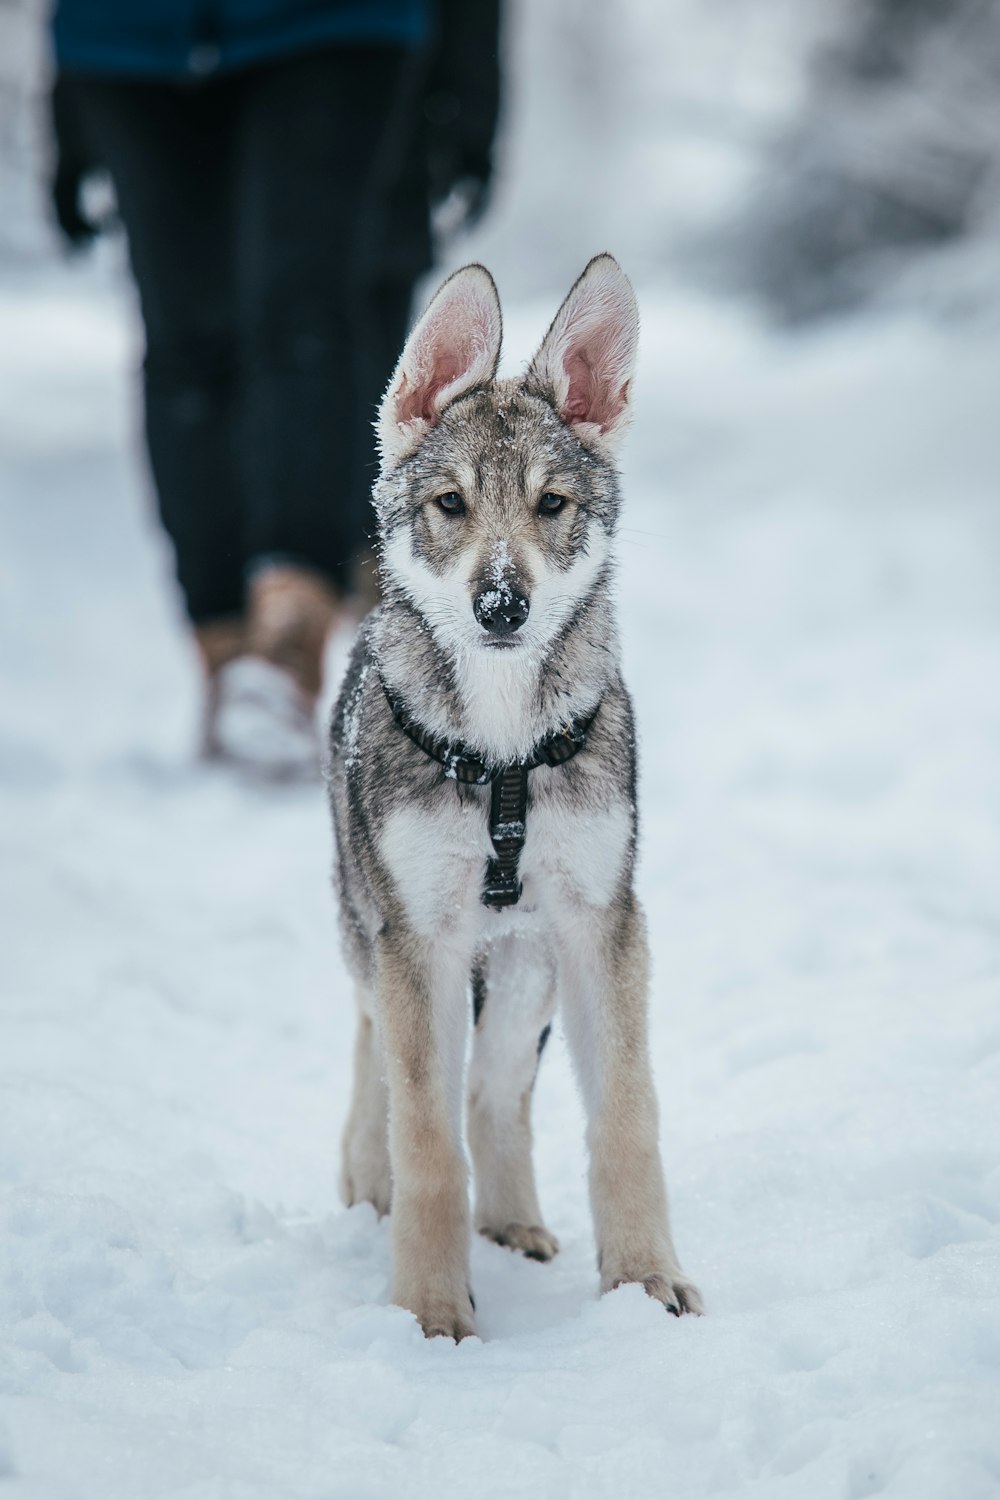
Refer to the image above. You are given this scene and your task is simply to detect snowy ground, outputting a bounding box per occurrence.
[2,258,999,1500]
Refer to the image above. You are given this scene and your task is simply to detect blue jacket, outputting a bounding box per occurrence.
[52,0,429,79]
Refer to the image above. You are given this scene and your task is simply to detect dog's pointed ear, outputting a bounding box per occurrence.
[377,264,502,468]
[525,254,638,453]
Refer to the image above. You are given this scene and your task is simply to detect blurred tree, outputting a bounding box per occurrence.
[734,0,1000,319]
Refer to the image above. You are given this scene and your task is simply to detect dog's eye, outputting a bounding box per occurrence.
[539,492,567,515]
[435,492,466,516]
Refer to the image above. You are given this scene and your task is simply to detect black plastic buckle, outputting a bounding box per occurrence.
[482,863,523,909]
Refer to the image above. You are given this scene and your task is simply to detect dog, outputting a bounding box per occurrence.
[327,254,701,1339]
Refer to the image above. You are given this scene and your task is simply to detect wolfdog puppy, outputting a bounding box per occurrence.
[328,255,701,1339]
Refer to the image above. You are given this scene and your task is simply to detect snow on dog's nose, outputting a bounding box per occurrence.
[473,586,530,636]
[473,538,530,639]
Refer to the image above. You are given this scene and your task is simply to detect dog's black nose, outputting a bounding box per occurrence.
[474,588,530,636]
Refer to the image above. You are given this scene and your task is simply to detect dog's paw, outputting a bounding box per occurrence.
[642,1272,704,1317]
[409,1294,477,1342]
[606,1270,704,1317]
[479,1221,560,1262]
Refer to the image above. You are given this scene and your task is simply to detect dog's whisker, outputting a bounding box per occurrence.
[617,525,671,542]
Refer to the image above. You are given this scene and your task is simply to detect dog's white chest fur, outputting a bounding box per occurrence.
[380,783,631,940]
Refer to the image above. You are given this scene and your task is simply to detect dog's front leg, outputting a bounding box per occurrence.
[375,926,475,1340]
[559,897,703,1316]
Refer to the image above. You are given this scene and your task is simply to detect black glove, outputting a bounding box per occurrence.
[426,119,494,230]
[423,0,501,234]
[447,168,492,230]
[50,77,101,248]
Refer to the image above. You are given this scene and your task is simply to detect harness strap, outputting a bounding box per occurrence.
[381,678,597,910]
[483,764,529,908]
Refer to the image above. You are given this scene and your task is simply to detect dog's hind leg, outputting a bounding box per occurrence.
[339,996,391,1216]
[558,898,703,1316]
[468,934,559,1262]
[376,927,476,1341]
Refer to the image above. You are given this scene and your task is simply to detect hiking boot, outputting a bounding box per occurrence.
[211,655,323,780]
[210,564,341,779]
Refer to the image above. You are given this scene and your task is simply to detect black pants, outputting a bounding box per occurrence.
[71,48,420,624]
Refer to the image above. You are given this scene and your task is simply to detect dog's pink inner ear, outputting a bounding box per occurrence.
[528,257,638,443]
[389,273,501,443]
[395,344,470,426]
[563,347,630,431]
[378,266,501,466]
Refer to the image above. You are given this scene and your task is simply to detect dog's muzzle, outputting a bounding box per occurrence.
[473,588,530,637]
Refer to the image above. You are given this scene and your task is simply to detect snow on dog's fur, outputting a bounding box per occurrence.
[328,255,701,1339]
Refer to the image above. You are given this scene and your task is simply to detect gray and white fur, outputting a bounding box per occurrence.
[328,254,701,1339]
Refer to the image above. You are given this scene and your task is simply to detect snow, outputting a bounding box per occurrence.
[479,539,516,614]
[2,255,1000,1499]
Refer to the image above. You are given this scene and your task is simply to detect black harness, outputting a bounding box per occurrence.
[381,680,597,910]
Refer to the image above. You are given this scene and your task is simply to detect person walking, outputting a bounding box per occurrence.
[49,0,436,777]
